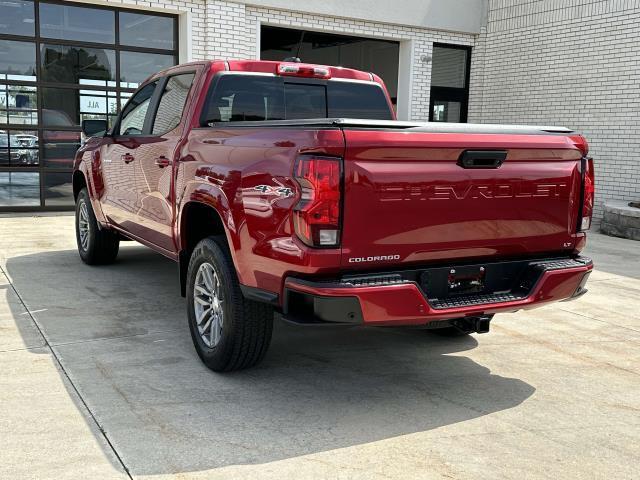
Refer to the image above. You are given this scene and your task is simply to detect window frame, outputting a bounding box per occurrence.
[429,43,472,123]
[115,80,159,137]
[149,71,197,136]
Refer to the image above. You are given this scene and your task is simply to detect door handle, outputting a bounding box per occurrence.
[154,156,171,168]
[122,153,135,164]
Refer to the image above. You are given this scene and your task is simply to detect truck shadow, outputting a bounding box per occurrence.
[5,246,535,475]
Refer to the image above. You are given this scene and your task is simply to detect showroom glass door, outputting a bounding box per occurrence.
[0,0,178,210]
[429,44,471,123]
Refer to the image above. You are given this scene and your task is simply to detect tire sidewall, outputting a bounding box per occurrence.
[186,239,236,368]
[75,189,94,263]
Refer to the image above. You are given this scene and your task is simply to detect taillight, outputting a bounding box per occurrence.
[293,156,342,247]
[579,157,595,231]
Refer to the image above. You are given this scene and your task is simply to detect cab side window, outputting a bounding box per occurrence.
[152,73,195,135]
[118,81,157,136]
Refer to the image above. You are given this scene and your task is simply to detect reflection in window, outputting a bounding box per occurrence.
[44,172,74,206]
[152,74,194,134]
[285,84,326,119]
[41,87,116,127]
[327,82,392,120]
[432,100,462,123]
[39,2,115,44]
[0,40,37,82]
[0,130,39,167]
[41,44,116,84]
[43,131,81,169]
[42,87,79,127]
[119,51,174,88]
[119,12,175,50]
[203,76,285,123]
[0,0,35,36]
[119,82,157,135]
[0,172,40,206]
[0,84,38,125]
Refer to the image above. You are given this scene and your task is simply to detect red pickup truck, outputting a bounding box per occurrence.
[73,59,595,372]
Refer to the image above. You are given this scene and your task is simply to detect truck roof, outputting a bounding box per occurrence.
[154,59,378,83]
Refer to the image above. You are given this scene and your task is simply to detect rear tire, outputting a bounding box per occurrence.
[186,236,273,372]
[75,188,119,265]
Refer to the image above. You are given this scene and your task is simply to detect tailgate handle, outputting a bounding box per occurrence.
[458,150,507,169]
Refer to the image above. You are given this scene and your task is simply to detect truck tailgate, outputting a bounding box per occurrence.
[340,129,584,268]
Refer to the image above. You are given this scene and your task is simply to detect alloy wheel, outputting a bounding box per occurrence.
[193,262,224,347]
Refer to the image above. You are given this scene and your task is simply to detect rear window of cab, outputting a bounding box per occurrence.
[202,74,393,124]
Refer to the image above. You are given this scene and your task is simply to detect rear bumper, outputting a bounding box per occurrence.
[282,257,593,326]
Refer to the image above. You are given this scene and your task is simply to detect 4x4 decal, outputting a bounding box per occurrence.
[254,179,293,198]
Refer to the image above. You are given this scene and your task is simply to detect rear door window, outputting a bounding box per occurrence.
[152,73,195,135]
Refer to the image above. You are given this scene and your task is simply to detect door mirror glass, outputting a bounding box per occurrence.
[82,119,108,137]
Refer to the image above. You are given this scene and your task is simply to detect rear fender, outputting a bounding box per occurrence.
[74,154,107,225]
[177,181,245,293]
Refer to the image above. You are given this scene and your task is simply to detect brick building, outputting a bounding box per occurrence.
[0,0,637,220]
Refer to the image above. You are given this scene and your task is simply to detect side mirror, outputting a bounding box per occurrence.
[81,119,108,137]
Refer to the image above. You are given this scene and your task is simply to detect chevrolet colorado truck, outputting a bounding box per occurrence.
[73,59,595,372]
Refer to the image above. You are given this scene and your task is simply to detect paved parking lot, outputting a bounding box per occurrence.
[1,213,639,479]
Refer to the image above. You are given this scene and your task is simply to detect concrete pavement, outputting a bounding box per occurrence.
[0,214,639,479]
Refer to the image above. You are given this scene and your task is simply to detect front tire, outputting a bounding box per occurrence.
[186,236,273,372]
[75,188,119,265]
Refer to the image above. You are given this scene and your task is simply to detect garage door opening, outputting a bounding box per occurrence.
[260,26,399,108]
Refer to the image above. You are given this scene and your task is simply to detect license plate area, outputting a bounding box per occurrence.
[447,266,486,295]
[420,261,531,300]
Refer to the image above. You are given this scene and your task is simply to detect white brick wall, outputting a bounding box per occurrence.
[470,0,640,221]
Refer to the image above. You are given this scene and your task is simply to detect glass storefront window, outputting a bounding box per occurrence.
[119,12,175,50]
[0,129,39,167]
[0,0,35,37]
[43,171,73,206]
[43,130,80,169]
[119,51,174,89]
[0,172,40,206]
[41,87,117,127]
[42,87,80,127]
[0,84,38,125]
[41,44,116,84]
[80,88,118,127]
[0,40,37,82]
[0,1,178,210]
[39,2,115,44]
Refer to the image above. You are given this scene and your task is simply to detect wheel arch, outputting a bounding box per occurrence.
[178,200,238,297]
[72,170,87,201]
